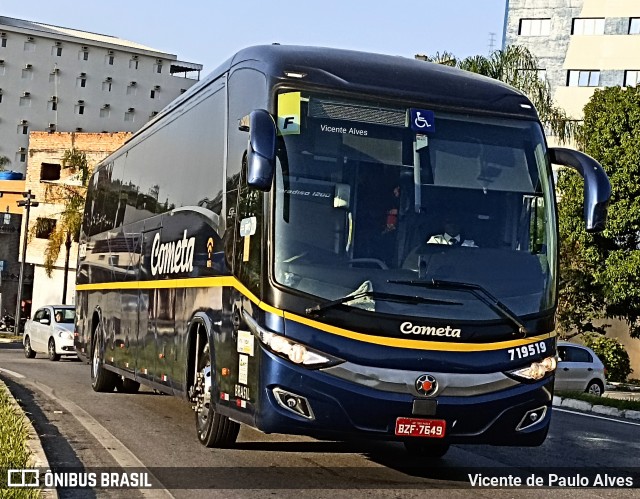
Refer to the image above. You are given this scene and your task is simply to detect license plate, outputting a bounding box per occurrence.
[395,417,446,438]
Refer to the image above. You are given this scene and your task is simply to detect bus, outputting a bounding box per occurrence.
[75,45,610,457]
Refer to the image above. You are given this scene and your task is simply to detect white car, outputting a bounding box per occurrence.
[23,305,77,361]
[555,341,607,396]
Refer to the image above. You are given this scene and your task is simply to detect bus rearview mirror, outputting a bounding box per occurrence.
[247,109,276,191]
[549,147,611,233]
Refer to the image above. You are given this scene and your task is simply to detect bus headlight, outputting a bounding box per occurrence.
[508,355,557,381]
[242,311,343,369]
[258,329,341,368]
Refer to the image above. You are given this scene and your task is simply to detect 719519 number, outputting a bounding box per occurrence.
[508,341,546,361]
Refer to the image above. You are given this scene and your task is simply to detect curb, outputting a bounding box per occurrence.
[552,394,640,421]
[0,378,58,499]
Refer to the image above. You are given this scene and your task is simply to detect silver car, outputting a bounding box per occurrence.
[555,341,606,396]
[23,305,76,361]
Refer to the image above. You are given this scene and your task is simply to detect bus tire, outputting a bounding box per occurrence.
[90,323,118,392]
[403,440,450,458]
[195,345,240,448]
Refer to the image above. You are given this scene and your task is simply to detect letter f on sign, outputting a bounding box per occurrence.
[283,116,295,129]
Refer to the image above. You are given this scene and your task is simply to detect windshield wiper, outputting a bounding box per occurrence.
[387,278,529,337]
[306,291,461,316]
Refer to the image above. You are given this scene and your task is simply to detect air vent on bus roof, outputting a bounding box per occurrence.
[308,98,406,127]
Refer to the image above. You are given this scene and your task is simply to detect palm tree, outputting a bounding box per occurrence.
[419,45,577,143]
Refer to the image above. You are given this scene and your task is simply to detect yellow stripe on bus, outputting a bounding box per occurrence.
[76,277,555,352]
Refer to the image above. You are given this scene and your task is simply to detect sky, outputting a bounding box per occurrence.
[2,0,507,76]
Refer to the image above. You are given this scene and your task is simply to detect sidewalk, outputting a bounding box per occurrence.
[553,384,640,420]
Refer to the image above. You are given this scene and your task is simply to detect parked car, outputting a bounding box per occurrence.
[556,341,606,396]
[23,305,76,361]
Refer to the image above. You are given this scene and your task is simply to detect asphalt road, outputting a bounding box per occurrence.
[1,341,639,498]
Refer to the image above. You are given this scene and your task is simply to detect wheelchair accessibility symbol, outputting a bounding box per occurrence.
[410,109,435,133]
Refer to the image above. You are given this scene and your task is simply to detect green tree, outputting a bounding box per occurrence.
[0,155,11,171]
[419,45,577,143]
[557,86,640,338]
[582,334,633,382]
[33,148,90,276]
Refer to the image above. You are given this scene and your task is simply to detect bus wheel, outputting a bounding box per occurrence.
[90,323,118,392]
[403,440,450,458]
[194,345,239,447]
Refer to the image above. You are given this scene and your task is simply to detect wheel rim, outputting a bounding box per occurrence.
[195,364,212,435]
[49,340,55,358]
[92,337,100,378]
[588,383,602,396]
[25,338,31,355]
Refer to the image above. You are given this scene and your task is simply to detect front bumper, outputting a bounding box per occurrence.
[254,347,552,446]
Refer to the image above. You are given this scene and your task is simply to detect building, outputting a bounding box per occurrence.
[504,0,640,119]
[505,0,640,371]
[0,15,201,322]
[0,15,202,175]
[23,132,131,310]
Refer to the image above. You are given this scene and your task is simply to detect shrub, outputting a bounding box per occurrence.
[582,333,633,382]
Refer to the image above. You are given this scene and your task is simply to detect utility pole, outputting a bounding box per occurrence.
[62,231,71,304]
[15,190,39,332]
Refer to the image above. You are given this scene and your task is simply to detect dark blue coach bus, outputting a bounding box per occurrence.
[75,45,610,457]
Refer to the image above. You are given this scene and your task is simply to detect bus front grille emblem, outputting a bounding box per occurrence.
[415,374,438,397]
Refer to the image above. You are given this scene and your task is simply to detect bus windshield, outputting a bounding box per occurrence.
[273,93,557,321]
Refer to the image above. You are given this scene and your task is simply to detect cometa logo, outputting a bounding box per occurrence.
[400,322,462,338]
[150,230,195,276]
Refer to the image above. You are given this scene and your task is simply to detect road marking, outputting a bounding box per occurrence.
[0,367,25,379]
[555,407,640,426]
[14,376,174,498]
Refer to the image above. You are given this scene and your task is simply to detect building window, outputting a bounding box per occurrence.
[129,57,139,69]
[19,94,31,107]
[49,68,60,83]
[52,44,63,56]
[127,81,137,96]
[102,78,112,92]
[630,18,640,35]
[77,75,87,88]
[16,150,26,163]
[106,53,115,65]
[76,101,85,115]
[48,96,58,111]
[154,61,163,74]
[1,38,6,48]
[567,70,600,87]
[0,91,3,104]
[35,218,57,239]
[40,163,61,181]
[519,18,551,36]
[24,40,35,52]
[625,70,640,87]
[18,124,28,135]
[79,49,89,61]
[125,108,135,122]
[572,18,605,35]
[100,105,110,118]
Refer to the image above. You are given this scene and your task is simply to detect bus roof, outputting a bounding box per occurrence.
[130,44,539,147]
